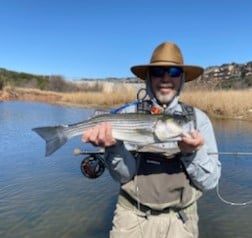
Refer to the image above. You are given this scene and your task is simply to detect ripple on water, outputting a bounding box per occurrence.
[1,102,252,238]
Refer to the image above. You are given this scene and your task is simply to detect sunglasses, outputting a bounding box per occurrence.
[150,67,183,78]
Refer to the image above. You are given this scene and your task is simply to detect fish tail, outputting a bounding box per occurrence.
[32,126,68,156]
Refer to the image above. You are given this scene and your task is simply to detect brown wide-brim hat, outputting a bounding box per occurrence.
[131,42,204,82]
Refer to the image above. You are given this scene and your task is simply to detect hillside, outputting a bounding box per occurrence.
[193,61,252,89]
[1,61,252,92]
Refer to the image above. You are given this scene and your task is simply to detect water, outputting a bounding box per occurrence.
[199,118,252,238]
[0,102,251,238]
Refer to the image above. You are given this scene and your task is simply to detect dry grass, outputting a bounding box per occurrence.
[14,87,62,102]
[1,86,252,120]
[181,89,252,120]
[60,82,138,108]
[0,85,138,108]
[60,91,136,108]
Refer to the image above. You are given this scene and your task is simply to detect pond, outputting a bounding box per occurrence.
[0,102,251,238]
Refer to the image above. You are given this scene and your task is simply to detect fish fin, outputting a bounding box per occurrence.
[32,126,68,156]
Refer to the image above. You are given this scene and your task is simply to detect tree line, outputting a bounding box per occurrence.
[1,67,252,92]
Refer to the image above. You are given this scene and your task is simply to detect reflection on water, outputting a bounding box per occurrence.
[0,102,251,238]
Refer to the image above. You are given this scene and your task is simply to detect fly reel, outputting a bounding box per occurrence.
[80,154,105,179]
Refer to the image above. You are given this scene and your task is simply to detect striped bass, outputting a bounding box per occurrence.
[32,113,192,156]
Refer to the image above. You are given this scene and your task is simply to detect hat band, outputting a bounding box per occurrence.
[151,60,182,65]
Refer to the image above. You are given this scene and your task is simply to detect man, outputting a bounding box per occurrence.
[83,42,221,238]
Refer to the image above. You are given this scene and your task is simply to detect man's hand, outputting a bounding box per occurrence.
[82,122,117,147]
[178,130,204,153]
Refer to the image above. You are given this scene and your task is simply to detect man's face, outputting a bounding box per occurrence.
[150,67,183,104]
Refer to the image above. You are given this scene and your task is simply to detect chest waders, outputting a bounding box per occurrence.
[120,100,201,219]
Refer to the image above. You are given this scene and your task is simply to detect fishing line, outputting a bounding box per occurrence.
[214,152,252,206]
[75,149,252,206]
[216,182,252,206]
[209,152,252,156]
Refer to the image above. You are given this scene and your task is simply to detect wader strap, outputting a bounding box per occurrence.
[179,101,197,129]
[136,100,197,129]
[136,100,152,114]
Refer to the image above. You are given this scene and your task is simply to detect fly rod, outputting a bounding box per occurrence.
[208,152,252,156]
[75,148,252,205]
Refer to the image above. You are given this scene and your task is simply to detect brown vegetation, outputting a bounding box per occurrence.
[180,89,252,120]
[1,85,252,121]
[0,85,137,108]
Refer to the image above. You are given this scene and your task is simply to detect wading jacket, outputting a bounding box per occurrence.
[104,97,221,209]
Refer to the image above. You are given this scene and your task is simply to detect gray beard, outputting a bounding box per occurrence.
[155,91,177,104]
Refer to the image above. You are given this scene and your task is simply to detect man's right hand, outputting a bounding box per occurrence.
[82,122,117,147]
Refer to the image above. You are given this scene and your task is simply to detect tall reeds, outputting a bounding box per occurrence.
[181,89,252,120]
[1,86,252,120]
[60,91,136,108]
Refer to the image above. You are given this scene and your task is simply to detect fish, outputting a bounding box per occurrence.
[32,113,192,156]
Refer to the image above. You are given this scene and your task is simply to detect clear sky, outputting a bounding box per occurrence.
[0,0,251,80]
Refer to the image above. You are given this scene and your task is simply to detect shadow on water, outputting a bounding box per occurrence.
[0,102,251,238]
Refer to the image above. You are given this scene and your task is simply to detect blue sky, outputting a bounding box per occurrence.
[0,0,251,80]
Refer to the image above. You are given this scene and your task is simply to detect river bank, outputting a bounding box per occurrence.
[1,86,252,120]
